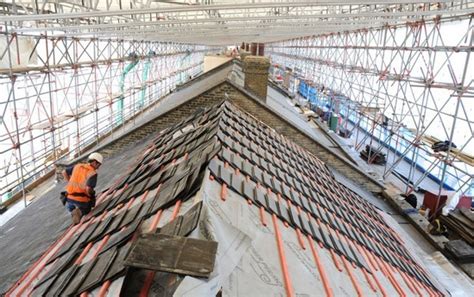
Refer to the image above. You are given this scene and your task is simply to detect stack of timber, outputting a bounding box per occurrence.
[441,209,474,245]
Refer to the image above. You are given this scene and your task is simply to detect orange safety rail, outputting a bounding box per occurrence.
[271,214,295,297]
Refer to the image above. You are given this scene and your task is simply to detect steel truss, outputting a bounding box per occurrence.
[1,1,473,45]
[0,31,219,203]
[267,14,474,198]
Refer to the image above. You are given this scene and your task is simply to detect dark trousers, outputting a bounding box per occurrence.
[66,198,92,215]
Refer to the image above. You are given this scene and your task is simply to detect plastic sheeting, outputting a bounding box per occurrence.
[173,172,384,296]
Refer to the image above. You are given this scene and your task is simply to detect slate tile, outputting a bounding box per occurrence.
[220,165,232,186]
[272,178,282,194]
[208,159,220,177]
[250,151,260,165]
[77,248,117,294]
[243,181,256,200]
[116,185,136,206]
[45,264,78,296]
[242,147,252,161]
[147,171,163,190]
[104,244,132,281]
[160,216,183,236]
[31,273,57,296]
[105,211,127,236]
[266,193,281,218]
[119,204,143,230]
[298,213,312,236]
[277,203,292,224]
[178,202,202,237]
[319,228,335,250]
[289,188,300,205]
[88,215,114,243]
[293,180,303,193]
[233,153,243,170]
[149,182,175,214]
[329,234,346,257]
[231,173,244,194]
[222,149,232,163]
[62,258,97,296]
[124,234,218,278]
[88,199,111,218]
[36,249,77,288]
[262,171,273,189]
[172,175,190,200]
[48,232,81,263]
[252,166,263,182]
[298,195,311,213]
[287,205,302,230]
[254,187,267,207]
[281,183,292,200]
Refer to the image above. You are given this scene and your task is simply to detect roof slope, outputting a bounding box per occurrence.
[8,100,442,296]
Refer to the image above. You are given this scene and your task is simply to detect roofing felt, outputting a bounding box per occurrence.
[8,100,443,296]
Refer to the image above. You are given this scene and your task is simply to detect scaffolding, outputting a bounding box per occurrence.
[267,11,473,199]
[0,32,219,204]
[1,0,473,206]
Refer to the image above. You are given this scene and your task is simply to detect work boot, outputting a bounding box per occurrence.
[71,208,82,225]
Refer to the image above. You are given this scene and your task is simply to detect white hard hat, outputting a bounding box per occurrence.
[88,152,103,164]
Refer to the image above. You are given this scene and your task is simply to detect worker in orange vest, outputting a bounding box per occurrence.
[62,152,103,224]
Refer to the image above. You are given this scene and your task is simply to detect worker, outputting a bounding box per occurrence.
[62,152,103,224]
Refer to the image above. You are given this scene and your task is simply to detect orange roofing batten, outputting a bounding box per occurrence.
[295,228,306,250]
[19,220,93,295]
[396,267,421,296]
[361,267,378,292]
[259,206,267,226]
[272,214,295,297]
[98,280,111,297]
[307,235,333,297]
[171,200,182,221]
[7,223,78,296]
[75,242,94,265]
[341,255,364,297]
[139,272,155,297]
[361,246,380,271]
[220,183,228,201]
[337,230,377,293]
[149,209,163,232]
[141,200,181,297]
[329,249,344,272]
[376,257,406,297]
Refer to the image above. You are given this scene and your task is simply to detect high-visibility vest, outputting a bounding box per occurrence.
[66,163,96,203]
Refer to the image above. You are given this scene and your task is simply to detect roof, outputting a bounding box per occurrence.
[7,100,443,296]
